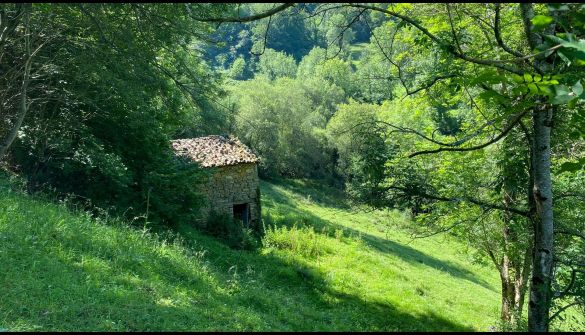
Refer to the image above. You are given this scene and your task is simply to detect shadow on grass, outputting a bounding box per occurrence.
[0,225,474,331]
[172,225,476,331]
[0,180,483,331]
[260,179,349,210]
[0,204,474,332]
[261,181,496,292]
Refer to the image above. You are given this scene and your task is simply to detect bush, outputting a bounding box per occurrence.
[262,223,331,258]
[205,210,259,250]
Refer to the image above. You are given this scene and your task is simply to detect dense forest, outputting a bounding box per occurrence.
[1,3,585,332]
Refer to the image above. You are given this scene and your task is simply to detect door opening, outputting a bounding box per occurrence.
[233,203,250,226]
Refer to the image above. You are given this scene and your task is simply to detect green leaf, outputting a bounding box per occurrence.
[552,94,573,105]
[555,84,571,96]
[568,98,577,109]
[512,74,524,83]
[523,73,533,83]
[551,85,573,104]
[467,70,502,86]
[573,80,583,96]
[531,15,554,29]
[537,84,553,96]
[527,83,539,94]
[544,34,566,45]
[478,90,509,103]
[557,50,571,65]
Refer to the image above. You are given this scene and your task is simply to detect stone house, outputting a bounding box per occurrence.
[171,135,260,228]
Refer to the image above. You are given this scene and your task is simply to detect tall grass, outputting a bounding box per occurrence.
[3,174,578,331]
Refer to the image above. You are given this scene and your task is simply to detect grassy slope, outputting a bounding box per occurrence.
[0,176,503,331]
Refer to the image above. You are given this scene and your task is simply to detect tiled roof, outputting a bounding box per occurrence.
[171,135,258,167]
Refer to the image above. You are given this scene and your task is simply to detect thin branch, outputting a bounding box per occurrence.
[347,3,524,75]
[250,10,273,57]
[555,193,585,201]
[446,4,463,54]
[549,301,582,323]
[555,229,585,241]
[325,8,366,60]
[402,74,457,98]
[385,185,530,217]
[193,3,295,23]
[408,109,528,157]
[410,208,491,239]
[556,268,578,299]
[364,18,455,98]
[494,3,525,58]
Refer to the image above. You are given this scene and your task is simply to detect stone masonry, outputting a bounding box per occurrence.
[171,135,260,228]
[198,163,260,227]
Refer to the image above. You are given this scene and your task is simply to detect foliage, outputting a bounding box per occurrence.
[263,223,332,258]
[3,2,585,331]
[256,48,297,80]
[226,76,342,179]
[1,4,225,227]
[206,210,259,250]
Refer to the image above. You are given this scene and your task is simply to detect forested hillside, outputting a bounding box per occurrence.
[1,3,585,332]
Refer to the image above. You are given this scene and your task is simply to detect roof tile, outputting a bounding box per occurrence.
[171,135,258,167]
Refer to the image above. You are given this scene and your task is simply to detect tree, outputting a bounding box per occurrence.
[3,3,226,228]
[256,48,297,80]
[342,3,585,331]
[0,4,49,160]
[226,76,339,179]
[197,3,585,331]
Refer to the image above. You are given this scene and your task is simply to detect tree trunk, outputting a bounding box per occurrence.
[0,87,29,159]
[514,245,532,319]
[500,256,514,324]
[528,106,555,332]
[0,4,31,160]
[499,223,532,327]
[520,3,557,331]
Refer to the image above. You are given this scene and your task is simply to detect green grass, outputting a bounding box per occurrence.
[0,175,507,331]
[348,42,368,66]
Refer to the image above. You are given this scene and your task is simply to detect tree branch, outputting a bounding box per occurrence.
[193,3,295,23]
[348,3,524,75]
[408,109,528,158]
[494,3,525,58]
[410,208,491,239]
[385,185,530,217]
[549,301,582,323]
[555,229,585,241]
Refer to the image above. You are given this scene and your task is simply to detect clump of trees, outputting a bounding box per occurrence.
[209,3,585,332]
[0,4,228,227]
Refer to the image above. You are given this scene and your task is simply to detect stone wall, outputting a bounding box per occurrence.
[198,163,260,228]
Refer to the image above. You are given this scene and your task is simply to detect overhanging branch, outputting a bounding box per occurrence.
[347,3,524,75]
[193,3,295,23]
[385,185,530,217]
[408,109,528,158]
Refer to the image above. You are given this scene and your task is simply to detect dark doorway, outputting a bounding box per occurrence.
[233,203,250,226]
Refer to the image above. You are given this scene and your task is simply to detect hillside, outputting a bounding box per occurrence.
[0,176,502,331]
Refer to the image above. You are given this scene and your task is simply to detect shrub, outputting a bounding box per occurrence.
[262,223,331,258]
[205,210,258,250]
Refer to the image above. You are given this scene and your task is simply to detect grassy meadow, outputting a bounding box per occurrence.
[0,175,504,331]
